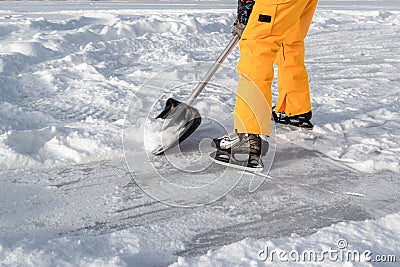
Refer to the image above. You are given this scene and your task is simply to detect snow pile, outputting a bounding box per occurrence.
[170,212,400,266]
[0,230,146,267]
[0,119,124,169]
[0,2,234,170]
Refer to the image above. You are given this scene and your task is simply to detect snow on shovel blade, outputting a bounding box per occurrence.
[152,98,201,155]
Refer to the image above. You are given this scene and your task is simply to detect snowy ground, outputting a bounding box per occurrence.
[0,1,399,266]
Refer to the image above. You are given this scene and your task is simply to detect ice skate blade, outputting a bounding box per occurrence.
[210,152,263,173]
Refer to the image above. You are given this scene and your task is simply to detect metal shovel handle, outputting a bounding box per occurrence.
[186,34,241,106]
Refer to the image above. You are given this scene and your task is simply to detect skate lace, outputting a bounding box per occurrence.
[247,135,261,167]
[248,135,261,155]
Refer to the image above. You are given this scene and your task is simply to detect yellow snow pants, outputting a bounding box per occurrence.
[234,0,318,136]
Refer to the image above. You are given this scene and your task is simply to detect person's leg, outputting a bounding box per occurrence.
[234,0,314,136]
[275,0,318,116]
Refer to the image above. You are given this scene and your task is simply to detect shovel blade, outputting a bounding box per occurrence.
[152,98,201,155]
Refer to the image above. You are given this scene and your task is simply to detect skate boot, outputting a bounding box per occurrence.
[212,132,269,156]
[272,107,313,129]
[211,133,264,172]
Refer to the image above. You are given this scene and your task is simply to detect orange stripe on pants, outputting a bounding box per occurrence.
[234,0,318,136]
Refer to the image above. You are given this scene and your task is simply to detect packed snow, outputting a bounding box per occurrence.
[0,1,399,266]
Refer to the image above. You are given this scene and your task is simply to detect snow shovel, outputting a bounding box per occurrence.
[152,34,241,155]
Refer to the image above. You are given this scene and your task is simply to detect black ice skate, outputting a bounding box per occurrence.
[211,134,265,172]
[212,132,269,156]
[272,107,314,129]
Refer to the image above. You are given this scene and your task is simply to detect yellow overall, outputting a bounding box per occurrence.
[234,0,318,136]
